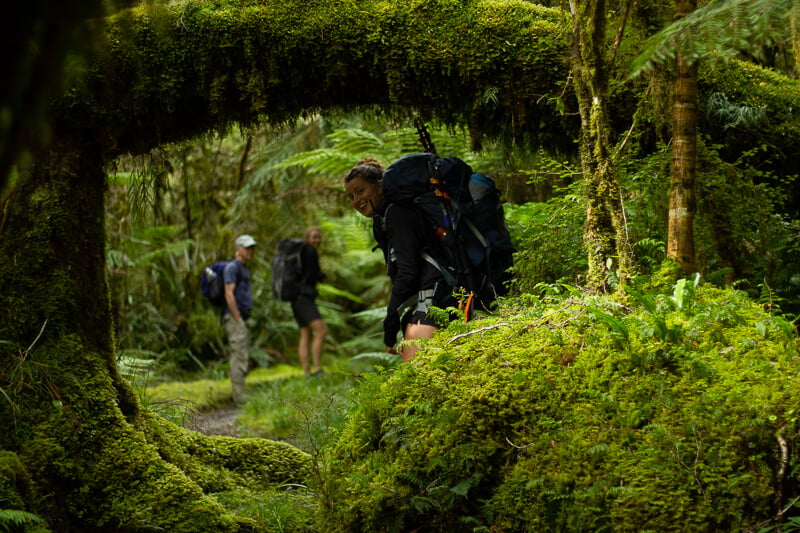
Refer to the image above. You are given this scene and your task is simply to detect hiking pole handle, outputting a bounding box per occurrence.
[415,121,436,154]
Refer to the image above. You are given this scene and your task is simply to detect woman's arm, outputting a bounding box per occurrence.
[383,204,425,347]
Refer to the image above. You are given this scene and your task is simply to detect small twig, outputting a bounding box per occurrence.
[22,319,48,359]
[549,308,586,329]
[447,322,509,344]
[774,425,789,511]
[530,302,580,327]
[776,495,800,521]
[669,438,707,501]
[505,436,534,450]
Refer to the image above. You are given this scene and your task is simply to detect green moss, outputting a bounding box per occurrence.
[699,57,800,148]
[319,286,800,531]
[142,410,313,492]
[0,451,29,510]
[55,0,575,158]
[145,365,303,410]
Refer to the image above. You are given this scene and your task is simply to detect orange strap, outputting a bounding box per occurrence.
[463,292,475,322]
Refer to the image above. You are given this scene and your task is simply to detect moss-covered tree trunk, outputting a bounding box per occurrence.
[0,141,311,530]
[570,0,633,293]
[667,0,698,273]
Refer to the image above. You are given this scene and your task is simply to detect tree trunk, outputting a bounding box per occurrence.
[570,0,633,293]
[667,0,698,273]
[0,141,311,530]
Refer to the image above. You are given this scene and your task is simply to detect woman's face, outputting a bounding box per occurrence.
[345,176,382,218]
[306,230,322,249]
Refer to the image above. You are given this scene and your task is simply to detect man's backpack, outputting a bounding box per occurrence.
[201,261,230,308]
[272,238,305,301]
[380,152,516,314]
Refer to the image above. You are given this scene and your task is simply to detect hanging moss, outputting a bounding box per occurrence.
[54,0,575,158]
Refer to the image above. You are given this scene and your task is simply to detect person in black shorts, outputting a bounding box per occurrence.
[344,158,456,362]
[292,227,327,376]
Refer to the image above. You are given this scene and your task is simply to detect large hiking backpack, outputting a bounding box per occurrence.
[272,238,305,301]
[201,261,230,308]
[380,152,515,314]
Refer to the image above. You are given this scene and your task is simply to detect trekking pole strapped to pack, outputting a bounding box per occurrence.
[415,120,437,154]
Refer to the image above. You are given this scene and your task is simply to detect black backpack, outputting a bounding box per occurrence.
[201,261,230,308]
[380,152,515,314]
[272,238,305,301]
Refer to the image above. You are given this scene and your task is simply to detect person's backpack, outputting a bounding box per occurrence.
[380,152,516,315]
[200,261,230,308]
[272,238,305,301]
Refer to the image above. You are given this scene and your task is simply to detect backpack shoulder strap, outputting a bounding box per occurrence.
[421,251,457,286]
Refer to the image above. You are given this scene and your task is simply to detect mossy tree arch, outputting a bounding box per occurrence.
[0,0,573,529]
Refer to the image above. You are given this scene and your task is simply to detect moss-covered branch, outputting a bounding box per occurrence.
[56,0,575,155]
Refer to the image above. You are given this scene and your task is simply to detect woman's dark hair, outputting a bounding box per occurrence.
[344,158,384,185]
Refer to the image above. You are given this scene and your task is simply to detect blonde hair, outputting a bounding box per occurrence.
[304,226,321,243]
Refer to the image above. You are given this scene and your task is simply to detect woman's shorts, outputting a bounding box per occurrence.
[291,296,322,327]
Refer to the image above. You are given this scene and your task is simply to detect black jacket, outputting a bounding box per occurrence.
[373,200,451,347]
[299,244,325,297]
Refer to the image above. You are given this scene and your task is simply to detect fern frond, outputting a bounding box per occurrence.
[705,92,768,129]
[0,509,46,529]
[630,0,795,75]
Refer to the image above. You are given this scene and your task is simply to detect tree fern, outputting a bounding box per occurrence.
[705,92,768,129]
[630,0,796,74]
[0,509,45,532]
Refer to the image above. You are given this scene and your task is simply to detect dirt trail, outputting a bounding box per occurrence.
[185,405,241,437]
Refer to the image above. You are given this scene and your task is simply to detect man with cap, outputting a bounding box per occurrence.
[223,234,257,406]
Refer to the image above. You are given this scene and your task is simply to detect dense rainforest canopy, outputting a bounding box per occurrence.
[2,0,800,531]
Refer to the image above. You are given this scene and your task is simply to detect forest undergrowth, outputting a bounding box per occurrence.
[134,272,800,533]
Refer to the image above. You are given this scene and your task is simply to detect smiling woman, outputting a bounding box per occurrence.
[344,158,384,217]
[344,157,458,362]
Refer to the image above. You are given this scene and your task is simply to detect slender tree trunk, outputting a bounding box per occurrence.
[570,0,633,293]
[667,0,698,273]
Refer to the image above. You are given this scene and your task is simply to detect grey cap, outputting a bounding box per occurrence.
[235,234,257,248]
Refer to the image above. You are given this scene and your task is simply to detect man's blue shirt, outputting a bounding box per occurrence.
[223,260,253,318]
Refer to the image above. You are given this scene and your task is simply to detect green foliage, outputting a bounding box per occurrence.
[145,365,303,413]
[760,502,800,533]
[0,452,34,523]
[214,486,316,533]
[318,283,800,531]
[0,509,47,533]
[506,183,587,292]
[630,0,795,73]
[58,0,574,160]
[237,365,361,451]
